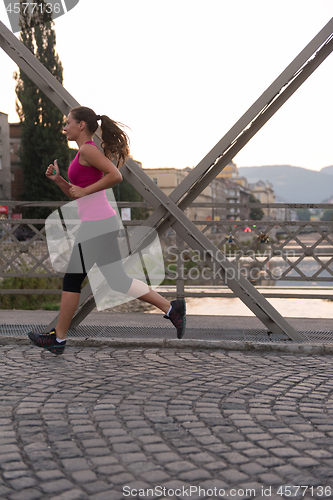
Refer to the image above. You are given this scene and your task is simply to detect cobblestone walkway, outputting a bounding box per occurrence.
[1,345,333,500]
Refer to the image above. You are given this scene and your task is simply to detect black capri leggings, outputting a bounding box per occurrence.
[63,216,133,294]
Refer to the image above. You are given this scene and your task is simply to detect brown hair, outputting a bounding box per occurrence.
[70,106,130,168]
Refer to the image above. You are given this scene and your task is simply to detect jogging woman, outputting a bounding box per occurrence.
[28,106,186,354]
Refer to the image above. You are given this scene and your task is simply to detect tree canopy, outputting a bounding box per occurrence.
[249,193,264,220]
[295,208,312,221]
[320,209,333,221]
[14,1,70,206]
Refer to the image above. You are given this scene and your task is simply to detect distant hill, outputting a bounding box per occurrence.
[238,165,333,203]
[320,165,333,176]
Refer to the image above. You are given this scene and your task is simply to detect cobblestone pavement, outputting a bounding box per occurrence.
[1,345,333,500]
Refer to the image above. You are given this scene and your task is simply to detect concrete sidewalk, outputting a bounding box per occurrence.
[1,310,333,355]
[1,309,332,331]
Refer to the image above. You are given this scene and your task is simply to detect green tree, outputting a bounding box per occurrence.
[113,162,150,220]
[296,208,311,221]
[249,193,264,220]
[14,0,70,214]
[320,209,333,221]
[113,177,141,204]
[113,166,148,220]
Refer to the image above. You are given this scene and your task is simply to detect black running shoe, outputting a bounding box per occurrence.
[28,329,66,355]
[164,299,186,339]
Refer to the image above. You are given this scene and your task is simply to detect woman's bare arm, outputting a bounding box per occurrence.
[69,144,123,199]
[45,160,74,199]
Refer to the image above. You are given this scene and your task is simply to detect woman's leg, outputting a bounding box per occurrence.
[53,222,113,339]
[96,232,185,335]
[123,279,185,339]
[95,227,170,314]
[26,289,78,353]
[55,291,81,340]
[126,280,170,314]
[92,221,186,338]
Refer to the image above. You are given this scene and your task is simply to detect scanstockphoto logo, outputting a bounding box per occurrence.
[4,0,80,33]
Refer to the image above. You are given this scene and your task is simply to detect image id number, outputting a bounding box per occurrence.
[6,3,61,15]
[277,485,332,496]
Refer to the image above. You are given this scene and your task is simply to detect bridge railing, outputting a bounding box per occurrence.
[1,201,332,300]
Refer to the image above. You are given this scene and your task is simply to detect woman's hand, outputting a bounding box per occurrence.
[69,184,87,199]
[46,159,59,180]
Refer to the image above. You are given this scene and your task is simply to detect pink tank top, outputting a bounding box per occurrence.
[68,141,116,221]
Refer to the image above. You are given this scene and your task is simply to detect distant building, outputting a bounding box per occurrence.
[249,180,276,219]
[217,161,238,179]
[218,161,278,220]
[142,164,253,225]
[223,178,251,220]
[0,113,23,201]
[142,167,216,222]
[217,161,253,220]
[10,122,22,200]
[0,112,11,199]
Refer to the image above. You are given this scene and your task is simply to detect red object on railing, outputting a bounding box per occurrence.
[0,206,8,218]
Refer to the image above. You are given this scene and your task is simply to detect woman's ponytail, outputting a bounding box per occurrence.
[99,115,130,168]
[70,106,130,168]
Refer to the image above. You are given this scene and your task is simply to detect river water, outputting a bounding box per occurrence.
[199,255,333,317]
[175,296,333,318]
[151,251,333,318]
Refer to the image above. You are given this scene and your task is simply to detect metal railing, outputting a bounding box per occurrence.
[1,201,333,300]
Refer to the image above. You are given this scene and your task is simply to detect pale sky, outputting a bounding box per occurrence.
[0,0,332,171]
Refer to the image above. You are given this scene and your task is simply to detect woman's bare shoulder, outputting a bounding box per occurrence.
[79,142,102,165]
